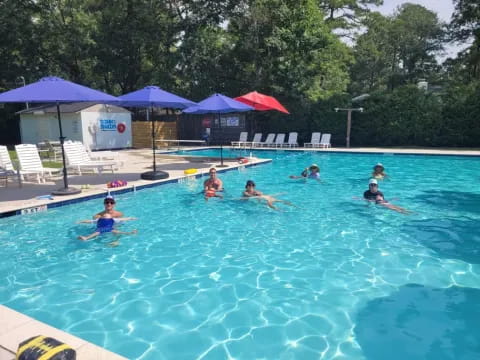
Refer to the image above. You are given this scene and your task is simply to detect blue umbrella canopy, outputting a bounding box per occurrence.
[0,76,118,103]
[117,86,196,109]
[0,76,118,195]
[183,93,254,114]
[116,86,196,180]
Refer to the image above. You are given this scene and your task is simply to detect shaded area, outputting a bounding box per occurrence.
[403,217,480,263]
[415,190,480,215]
[355,284,480,360]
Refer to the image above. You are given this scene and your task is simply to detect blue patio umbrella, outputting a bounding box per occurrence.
[0,76,118,195]
[183,94,253,166]
[118,86,197,180]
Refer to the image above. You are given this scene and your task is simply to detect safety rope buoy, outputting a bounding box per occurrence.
[117,123,126,133]
[184,168,197,175]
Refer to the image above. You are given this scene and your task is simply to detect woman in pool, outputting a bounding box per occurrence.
[372,163,387,180]
[289,164,320,180]
[242,180,295,210]
[77,213,137,241]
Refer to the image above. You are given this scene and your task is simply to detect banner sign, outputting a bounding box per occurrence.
[99,119,117,131]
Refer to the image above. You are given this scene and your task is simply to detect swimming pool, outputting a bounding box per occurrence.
[1,151,480,359]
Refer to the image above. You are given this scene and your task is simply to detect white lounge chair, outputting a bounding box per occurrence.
[15,144,61,183]
[272,133,286,147]
[231,132,248,148]
[0,145,21,186]
[319,133,331,148]
[304,132,321,148]
[258,133,275,147]
[84,144,123,166]
[64,141,116,175]
[250,133,263,147]
[283,132,298,147]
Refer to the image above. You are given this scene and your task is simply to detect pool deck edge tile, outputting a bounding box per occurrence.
[0,305,127,360]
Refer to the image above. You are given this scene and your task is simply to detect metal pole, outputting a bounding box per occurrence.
[219,113,224,166]
[149,106,156,172]
[346,110,352,148]
[19,76,29,109]
[57,102,69,189]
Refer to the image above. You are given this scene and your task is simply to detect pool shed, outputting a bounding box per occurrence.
[18,102,132,150]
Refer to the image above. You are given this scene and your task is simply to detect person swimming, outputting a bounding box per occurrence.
[289,164,320,180]
[372,163,387,179]
[363,179,410,214]
[204,168,224,200]
[77,213,137,241]
[242,180,295,210]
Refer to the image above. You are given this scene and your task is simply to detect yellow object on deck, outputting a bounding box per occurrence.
[184,168,197,175]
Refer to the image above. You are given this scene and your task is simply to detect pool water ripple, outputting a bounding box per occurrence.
[1,150,480,359]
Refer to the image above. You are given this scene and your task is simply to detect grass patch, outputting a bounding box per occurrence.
[8,150,62,168]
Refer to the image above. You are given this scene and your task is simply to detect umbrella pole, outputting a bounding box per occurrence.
[217,113,227,168]
[150,107,157,172]
[141,106,169,180]
[51,102,80,196]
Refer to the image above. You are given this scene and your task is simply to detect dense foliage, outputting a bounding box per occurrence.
[0,0,479,147]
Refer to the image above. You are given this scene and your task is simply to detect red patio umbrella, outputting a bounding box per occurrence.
[234,91,289,114]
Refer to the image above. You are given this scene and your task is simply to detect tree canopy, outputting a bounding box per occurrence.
[0,0,478,147]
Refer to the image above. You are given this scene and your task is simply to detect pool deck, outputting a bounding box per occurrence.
[1,145,479,359]
[0,306,127,359]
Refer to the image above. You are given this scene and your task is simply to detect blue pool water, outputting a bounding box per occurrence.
[1,150,480,360]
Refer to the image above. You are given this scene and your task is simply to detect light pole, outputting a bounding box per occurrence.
[334,107,363,148]
[18,76,29,109]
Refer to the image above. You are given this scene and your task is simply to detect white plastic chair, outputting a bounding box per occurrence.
[0,145,21,187]
[304,132,321,148]
[64,141,116,175]
[15,144,61,183]
[231,132,248,148]
[250,133,263,147]
[319,133,331,148]
[258,133,275,147]
[283,132,298,147]
[272,133,286,147]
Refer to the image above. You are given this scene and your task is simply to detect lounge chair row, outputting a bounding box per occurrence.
[231,132,331,148]
[0,142,121,185]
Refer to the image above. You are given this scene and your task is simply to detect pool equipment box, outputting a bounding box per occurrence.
[19,103,132,150]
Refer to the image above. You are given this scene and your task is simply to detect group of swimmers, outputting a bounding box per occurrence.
[205,162,410,213]
[78,162,409,241]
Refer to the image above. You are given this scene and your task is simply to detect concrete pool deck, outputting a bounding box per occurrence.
[0,145,479,358]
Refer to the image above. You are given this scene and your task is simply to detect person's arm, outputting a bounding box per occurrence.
[78,219,96,224]
[93,211,103,219]
[116,217,137,221]
[217,179,224,190]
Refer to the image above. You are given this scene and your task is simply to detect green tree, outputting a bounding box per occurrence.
[318,0,383,35]
[450,0,480,79]
[350,4,444,94]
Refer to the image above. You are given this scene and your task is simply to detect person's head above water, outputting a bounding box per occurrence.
[309,164,320,172]
[209,168,217,177]
[104,195,116,208]
[373,163,384,172]
[245,180,256,189]
[368,178,379,191]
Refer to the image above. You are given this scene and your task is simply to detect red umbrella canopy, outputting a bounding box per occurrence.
[234,91,289,114]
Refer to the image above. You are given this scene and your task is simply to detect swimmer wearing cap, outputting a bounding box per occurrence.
[93,196,124,219]
[289,164,320,180]
[372,163,387,180]
[363,179,410,214]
